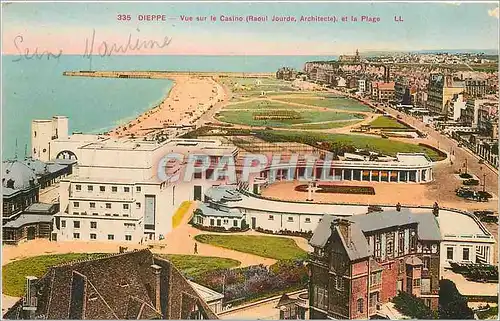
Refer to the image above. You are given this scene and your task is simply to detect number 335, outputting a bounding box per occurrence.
[117,14,131,21]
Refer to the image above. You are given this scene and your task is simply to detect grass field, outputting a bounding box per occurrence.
[255,130,443,161]
[159,254,241,279]
[274,97,373,112]
[369,116,410,129]
[291,120,363,130]
[224,100,303,110]
[172,201,192,229]
[2,253,108,297]
[216,110,363,127]
[194,234,308,260]
[2,253,240,297]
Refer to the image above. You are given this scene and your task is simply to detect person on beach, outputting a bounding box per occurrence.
[194,242,198,254]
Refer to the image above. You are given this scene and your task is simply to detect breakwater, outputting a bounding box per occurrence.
[63,71,275,79]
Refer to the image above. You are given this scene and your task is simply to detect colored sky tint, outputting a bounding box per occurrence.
[2,2,499,55]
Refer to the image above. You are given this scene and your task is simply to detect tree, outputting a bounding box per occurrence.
[392,291,437,319]
[438,279,474,319]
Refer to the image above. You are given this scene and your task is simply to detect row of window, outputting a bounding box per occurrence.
[75,185,142,193]
[210,218,239,227]
[73,201,138,210]
[62,220,136,229]
[372,229,418,259]
[71,212,130,217]
[447,246,471,261]
[268,215,311,223]
[73,233,132,241]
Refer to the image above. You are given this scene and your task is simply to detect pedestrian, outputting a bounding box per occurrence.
[194,242,198,254]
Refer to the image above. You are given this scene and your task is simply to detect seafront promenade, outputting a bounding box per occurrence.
[63,70,275,79]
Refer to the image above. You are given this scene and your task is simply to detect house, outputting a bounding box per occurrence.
[2,203,58,244]
[308,210,442,319]
[3,249,218,320]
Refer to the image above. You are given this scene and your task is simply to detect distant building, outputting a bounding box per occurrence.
[357,79,366,93]
[462,99,482,128]
[339,49,361,63]
[426,74,465,115]
[371,81,395,102]
[450,94,466,121]
[3,249,218,319]
[464,78,488,98]
[308,210,442,319]
[276,67,298,81]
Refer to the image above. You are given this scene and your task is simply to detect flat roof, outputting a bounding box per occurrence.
[3,214,54,228]
[189,281,224,302]
[25,203,56,213]
[81,138,162,151]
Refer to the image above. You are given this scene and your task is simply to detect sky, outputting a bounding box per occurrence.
[2,1,499,55]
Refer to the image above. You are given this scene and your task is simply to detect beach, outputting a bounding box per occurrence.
[107,75,227,138]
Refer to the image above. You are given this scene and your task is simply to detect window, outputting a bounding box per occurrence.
[73,233,80,239]
[105,203,111,209]
[136,186,141,192]
[74,221,80,228]
[73,202,79,208]
[112,186,117,192]
[387,240,394,257]
[268,215,274,221]
[421,278,431,293]
[370,271,382,285]
[398,230,405,255]
[233,220,238,227]
[423,256,430,270]
[374,235,381,258]
[357,298,364,313]
[61,220,66,228]
[73,212,79,215]
[136,202,141,209]
[447,247,454,260]
[217,219,221,226]
[369,292,379,307]
[123,204,129,210]
[125,235,132,241]
[90,202,96,208]
[100,186,105,192]
[75,185,81,191]
[287,217,294,222]
[413,279,421,287]
[105,213,111,216]
[335,275,344,291]
[223,219,229,224]
[463,248,470,261]
[92,212,98,216]
[113,214,119,217]
[88,185,93,192]
[210,219,214,226]
[108,234,114,240]
[312,285,328,311]
[399,259,405,274]
[124,187,130,192]
[410,230,417,251]
[194,172,202,179]
[90,222,97,229]
[305,217,311,223]
[90,233,96,240]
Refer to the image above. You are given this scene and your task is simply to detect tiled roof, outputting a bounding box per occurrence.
[3,214,53,229]
[3,250,218,320]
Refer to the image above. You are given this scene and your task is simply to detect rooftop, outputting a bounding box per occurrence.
[189,281,224,303]
[3,213,54,229]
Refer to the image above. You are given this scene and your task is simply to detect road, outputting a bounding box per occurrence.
[377,102,498,195]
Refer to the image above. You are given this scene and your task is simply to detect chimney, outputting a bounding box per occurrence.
[151,264,162,310]
[22,276,38,319]
[333,219,351,245]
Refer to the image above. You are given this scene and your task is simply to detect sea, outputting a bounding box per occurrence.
[2,55,337,161]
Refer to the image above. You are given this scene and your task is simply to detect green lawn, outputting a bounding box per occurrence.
[194,234,308,260]
[159,254,241,279]
[216,109,364,127]
[291,120,363,130]
[2,253,240,297]
[2,253,108,297]
[224,100,301,110]
[369,116,410,129]
[274,97,373,112]
[255,130,443,161]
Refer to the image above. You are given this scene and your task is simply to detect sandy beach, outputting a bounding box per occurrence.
[108,75,226,138]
